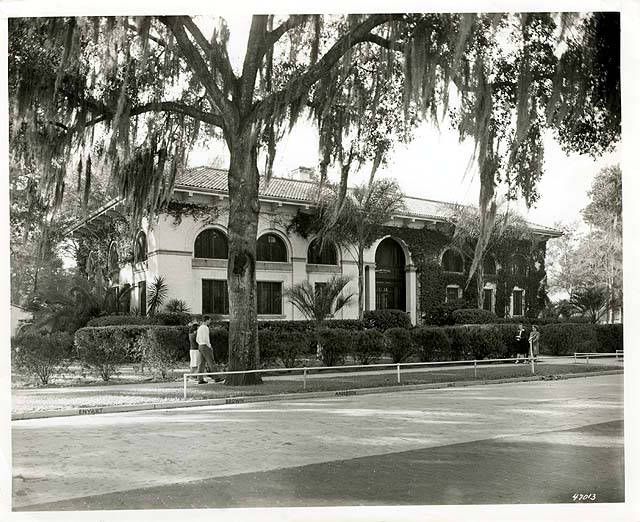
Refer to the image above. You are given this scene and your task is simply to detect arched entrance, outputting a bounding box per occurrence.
[375,237,406,311]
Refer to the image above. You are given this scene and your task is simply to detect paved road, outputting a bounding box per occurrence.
[12,374,624,510]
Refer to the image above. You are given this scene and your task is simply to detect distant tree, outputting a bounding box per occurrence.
[546,222,584,299]
[582,165,622,322]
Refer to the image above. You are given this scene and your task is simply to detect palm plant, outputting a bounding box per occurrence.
[570,286,608,323]
[147,275,169,316]
[164,298,191,314]
[284,275,353,325]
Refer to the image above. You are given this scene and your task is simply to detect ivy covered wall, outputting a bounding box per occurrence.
[383,224,549,321]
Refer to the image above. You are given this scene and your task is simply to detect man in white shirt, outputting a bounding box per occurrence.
[196,316,218,384]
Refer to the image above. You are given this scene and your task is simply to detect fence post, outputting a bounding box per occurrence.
[574,353,577,364]
[183,374,187,400]
[303,368,308,390]
[586,355,590,365]
[474,360,477,379]
[397,364,401,384]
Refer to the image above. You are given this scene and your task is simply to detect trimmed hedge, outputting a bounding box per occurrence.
[86,313,192,327]
[316,328,353,366]
[539,323,623,355]
[259,331,312,367]
[138,327,189,378]
[73,321,623,374]
[385,327,415,363]
[12,331,74,385]
[363,309,411,331]
[352,329,385,364]
[412,327,451,361]
[75,327,148,381]
[452,308,499,325]
[86,315,152,327]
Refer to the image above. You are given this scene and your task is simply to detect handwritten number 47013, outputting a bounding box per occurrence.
[572,493,596,502]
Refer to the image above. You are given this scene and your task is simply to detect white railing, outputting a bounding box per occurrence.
[182,357,539,400]
[573,352,624,364]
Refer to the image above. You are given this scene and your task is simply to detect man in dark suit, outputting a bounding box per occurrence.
[514,323,529,363]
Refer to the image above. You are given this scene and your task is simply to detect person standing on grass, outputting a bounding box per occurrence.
[188,321,201,380]
[196,315,217,384]
[515,323,529,363]
[529,325,540,361]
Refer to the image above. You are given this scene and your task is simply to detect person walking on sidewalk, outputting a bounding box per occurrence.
[196,316,217,384]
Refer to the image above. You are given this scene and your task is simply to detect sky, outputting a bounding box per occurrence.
[189,99,619,232]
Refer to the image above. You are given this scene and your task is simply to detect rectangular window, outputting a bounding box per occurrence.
[446,286,460,303]
[483,289,493,312]
[512,289,523,316]
[202,279,229,315]
[258,281,282,315]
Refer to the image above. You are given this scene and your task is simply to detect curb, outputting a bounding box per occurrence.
[12,369,623,421]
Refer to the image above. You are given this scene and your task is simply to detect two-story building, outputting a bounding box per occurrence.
[70,165,561,324]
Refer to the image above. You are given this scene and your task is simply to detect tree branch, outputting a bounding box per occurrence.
[263,15,308,50]
[56,100,224,133]
[256,14,402,121]
[159,16,236,129]
[360,33,405,53]
[179,16,238,93]
[239,15,269,111]
[126,23,167,47]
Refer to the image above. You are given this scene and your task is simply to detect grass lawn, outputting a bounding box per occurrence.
[12,362,619,415]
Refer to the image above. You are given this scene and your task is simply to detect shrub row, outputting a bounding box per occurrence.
[540,323,623,355]
[20,321,619,385]
[86,312,192,327]
[84,309,411,332]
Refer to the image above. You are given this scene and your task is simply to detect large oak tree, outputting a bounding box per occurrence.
[9,13,620,383]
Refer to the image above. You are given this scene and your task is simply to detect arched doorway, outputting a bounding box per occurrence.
[375,238,406,311]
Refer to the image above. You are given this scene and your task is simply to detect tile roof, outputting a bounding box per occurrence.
[173,166,561,236]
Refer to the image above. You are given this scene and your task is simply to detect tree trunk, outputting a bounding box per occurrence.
[225,128,262,386]
[476,266,485,310]
[357,244,364,320]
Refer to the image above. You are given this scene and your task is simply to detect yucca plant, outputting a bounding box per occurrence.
[284,275,354,325]
[284,275,354,361]
[164,298,191,314]
[147,275,169,316]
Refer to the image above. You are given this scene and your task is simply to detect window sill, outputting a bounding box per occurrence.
[258,314,286,319]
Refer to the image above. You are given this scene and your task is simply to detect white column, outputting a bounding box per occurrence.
[367,263,377,311]
[405,265,417,325]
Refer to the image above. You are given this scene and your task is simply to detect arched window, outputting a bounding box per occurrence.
[194,229,228,259]
[134,231,147,263]
[510,255,527,278]
[307,238,338,265]
[483,255,496,276]
[257,233,287,262]
[108,242,119,274]
[442,248,464,273]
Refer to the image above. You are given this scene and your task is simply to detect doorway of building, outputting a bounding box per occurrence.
[375,238,406,311]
